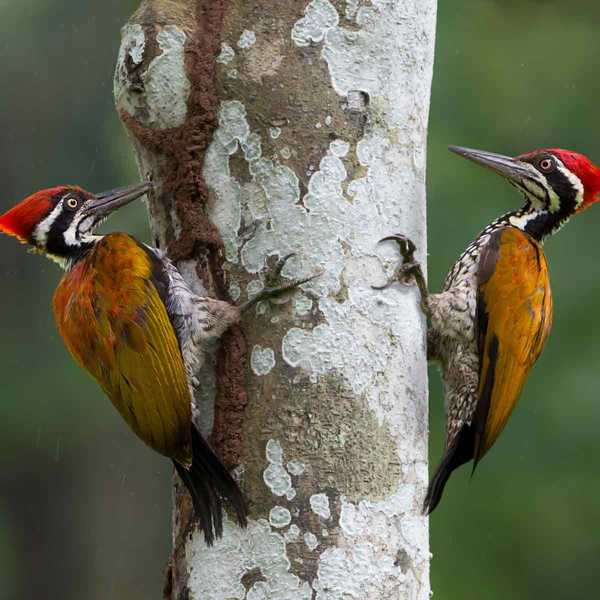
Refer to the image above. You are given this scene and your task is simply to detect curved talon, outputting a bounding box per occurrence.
[373,234,430,318]
[377,233,415,251]
[267,253,296,287]
[377,234,416,263]
[373,233,419,290]
[240,255,320,313]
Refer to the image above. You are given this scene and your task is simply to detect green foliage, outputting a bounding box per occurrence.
[1,0,599,597]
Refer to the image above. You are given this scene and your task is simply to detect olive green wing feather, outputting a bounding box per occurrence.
[53,233,192,465]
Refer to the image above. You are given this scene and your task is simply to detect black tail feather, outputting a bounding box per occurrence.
[423,424,474,515]
[174,425,248,545]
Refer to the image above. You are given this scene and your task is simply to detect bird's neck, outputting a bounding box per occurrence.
[498,204,571,242]
[47,235,102,271]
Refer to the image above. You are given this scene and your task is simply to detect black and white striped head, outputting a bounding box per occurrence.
[450,146,600,239]
[0,183,151,266]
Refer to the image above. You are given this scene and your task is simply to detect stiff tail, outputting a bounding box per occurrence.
[174,425,248,545]
[423,424,474,515]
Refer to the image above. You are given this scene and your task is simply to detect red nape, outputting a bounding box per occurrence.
[549,149,600,210]
[0,187,67,242]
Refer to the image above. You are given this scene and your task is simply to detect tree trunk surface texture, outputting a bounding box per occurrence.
[114,1,436,598]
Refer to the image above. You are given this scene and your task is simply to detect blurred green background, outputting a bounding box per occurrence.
[1,0,599,598]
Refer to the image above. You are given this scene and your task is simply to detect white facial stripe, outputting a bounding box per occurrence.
[556,159,584,208]
[33,201,64,246]
[63,217,81,247]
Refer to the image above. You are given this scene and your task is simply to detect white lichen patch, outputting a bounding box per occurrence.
[251,345,276,376]
[263,463,292,499]
[292,0,340,47]
[217,42,235,64]
[114,25,191,129]
[270,127,282,139]
[266,439,284,464]
[203,101,248,262]
[270,506,293,529]
[304,532,319,551]
[238,29,257,49]
[294,294,313,317]
[329,139,350,158]
[339,499,368,537]
[284,524,301,544]
[186,518,312,600]
[264,439,294,498]
[121,23,145,64]
[310,493,331,520]
[287,459,306,476]
[313,543,400,599]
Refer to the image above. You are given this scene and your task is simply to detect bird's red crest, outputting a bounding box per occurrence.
[0,187,67,242]
[549,149,600,211]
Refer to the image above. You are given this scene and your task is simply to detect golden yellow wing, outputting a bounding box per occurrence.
[53,233,192,466]
[474,226,553,463]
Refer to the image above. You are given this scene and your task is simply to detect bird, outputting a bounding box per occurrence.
[0,182,312,543]
[375,145,600,513]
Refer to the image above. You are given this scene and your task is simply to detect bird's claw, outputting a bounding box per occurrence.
[265,253,295,289]
[373,234,420,290]
[373,234,430,317]
[241,254,321,312]
[378,234,417,264]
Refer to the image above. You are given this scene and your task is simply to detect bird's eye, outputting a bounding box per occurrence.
[65,197,79,210]
[539,157,555,173]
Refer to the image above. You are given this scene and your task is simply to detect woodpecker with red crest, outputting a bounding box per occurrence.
[0,182,311,544]
[376,146,600,513]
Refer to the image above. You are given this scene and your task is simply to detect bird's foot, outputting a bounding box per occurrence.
[240,254,321,313]
[373,234,430,317]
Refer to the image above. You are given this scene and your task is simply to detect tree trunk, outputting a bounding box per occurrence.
[114,1,436,598]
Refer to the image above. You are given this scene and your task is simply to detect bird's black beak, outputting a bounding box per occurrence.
[449,146,536,187]
[86,182,152,219]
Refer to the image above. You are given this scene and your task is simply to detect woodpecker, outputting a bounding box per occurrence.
[376,146,600,513]
[0,182,311,543]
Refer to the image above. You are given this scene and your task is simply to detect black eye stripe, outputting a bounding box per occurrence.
[45,205,80,254]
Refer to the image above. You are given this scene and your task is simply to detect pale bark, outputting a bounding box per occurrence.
[114,1,436,598]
